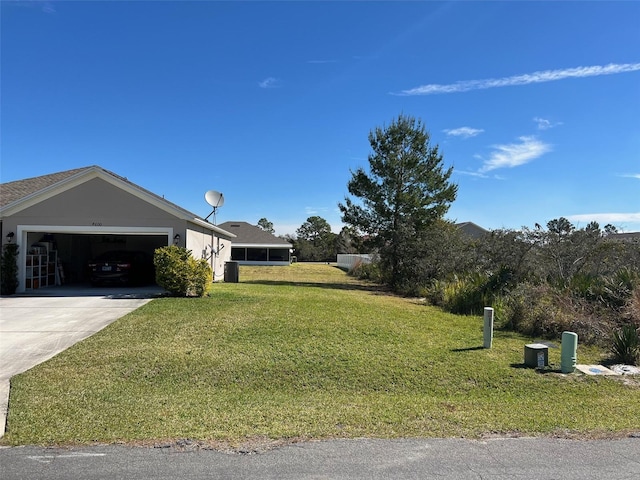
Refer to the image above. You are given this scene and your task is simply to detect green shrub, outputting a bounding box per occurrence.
[490,295,509,327]
[349,261,384,284]
[569,273,602,301]
[498,282,612,345]
[500,283,570,338]
[624,289,640,325]
[600,267,639,310]
[190,256,213,297]
[441,273,488,315]
[154,245,211,297]
[424,279,446,306]
[611,325,640,365]
[1,244,19,295]
[430,268,514,316]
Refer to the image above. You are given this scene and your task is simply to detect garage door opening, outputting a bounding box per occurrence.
[24,232,168,288]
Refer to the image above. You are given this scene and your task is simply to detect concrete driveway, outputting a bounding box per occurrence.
[0,286,165,437]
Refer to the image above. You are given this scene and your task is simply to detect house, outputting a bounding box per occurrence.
[0,166,235,292]
[610,232,640,242]
[456,222,489,239]
[218,221,293,266]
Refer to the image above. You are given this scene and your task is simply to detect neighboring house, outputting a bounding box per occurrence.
[218,221,293,266]
[456,222,489,239]
[0,166,235,292]
[611,232,640,242]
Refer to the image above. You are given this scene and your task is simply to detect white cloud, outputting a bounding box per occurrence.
[621,173,640,179]
[305,206,329,215]
[567,213,640,226]
[533,117,562,130]
[456,170,489,178]
[5,0,56,13]
[259,77,281,89]
[396,62,640,96]
[443,127,484,138]
[480,136,551,173]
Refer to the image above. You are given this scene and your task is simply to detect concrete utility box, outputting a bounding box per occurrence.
[224,261,239,283]
[524,343,549,368]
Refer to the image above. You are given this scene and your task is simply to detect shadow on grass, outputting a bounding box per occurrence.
[242,279,389,294]
[509,363,564,374]
[451,346,485,352]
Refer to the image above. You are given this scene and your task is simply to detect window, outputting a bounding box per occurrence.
[268,248,289,262]
[246,248,267,261]
[231,247,246,261]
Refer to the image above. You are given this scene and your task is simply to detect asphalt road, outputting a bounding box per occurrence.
[1,437,639,480]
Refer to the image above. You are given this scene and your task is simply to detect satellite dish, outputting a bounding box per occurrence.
[204,190,224,223]
[205,190,224,208]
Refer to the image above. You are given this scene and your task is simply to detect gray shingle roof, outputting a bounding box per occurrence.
[1,165,197,220]
[218,221,291,246]
[456,222,489,239]
[0,166,91,208]
[612,232,640,241]
[0,166,235,238]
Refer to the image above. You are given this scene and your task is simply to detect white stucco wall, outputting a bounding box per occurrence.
[186,226,232,282]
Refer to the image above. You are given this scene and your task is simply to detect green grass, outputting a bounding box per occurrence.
[3,264,639,446]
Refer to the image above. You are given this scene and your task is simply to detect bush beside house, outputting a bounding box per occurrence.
[154,245,211,297]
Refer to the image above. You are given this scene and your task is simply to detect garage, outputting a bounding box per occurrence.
[22,231,168,287]
[1,166,235,293]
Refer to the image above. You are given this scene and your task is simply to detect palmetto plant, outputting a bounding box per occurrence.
[611,324,640,365]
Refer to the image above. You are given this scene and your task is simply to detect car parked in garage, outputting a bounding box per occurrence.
[88,250,155,286]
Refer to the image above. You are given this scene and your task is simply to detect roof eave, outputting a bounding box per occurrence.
[189,218,236,238]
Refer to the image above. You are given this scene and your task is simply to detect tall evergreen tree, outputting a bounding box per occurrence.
[339,114,457,289]
[296,216,336,261]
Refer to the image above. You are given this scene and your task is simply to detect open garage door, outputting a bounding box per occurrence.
[18,226,172,291]
[54,233,168,285]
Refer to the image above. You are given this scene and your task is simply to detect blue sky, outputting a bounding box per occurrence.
[2,1,639,236]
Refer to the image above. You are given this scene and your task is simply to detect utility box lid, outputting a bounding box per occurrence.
[524,343,549,368]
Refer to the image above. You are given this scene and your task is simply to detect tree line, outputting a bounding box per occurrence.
[257,216,359,263]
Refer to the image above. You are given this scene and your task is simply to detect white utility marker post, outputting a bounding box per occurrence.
[483,307,494,349]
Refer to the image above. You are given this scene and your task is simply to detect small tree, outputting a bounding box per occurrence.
[1,244,19,295]
[339,114,457,290]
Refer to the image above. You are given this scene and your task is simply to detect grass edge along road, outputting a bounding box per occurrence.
[3,264,639,447]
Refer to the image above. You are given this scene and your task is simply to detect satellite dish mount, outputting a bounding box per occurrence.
[204,190,224,224]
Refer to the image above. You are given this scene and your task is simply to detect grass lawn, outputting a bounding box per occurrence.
[3,264,639,446]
